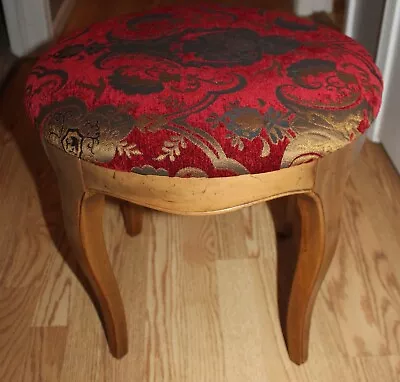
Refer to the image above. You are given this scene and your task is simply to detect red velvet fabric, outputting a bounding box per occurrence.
[25,5,383,177]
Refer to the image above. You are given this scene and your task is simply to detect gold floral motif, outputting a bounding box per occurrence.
[210,104,291,160]
[155,135,187,162]
[281,101,371,167]
[260,137,271,157]
[37,97,134,163]
[116,140,142,158]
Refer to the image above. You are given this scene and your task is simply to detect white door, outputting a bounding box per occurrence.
[2,0,52,56]
[1,0,74,56]
[368,0,400,173]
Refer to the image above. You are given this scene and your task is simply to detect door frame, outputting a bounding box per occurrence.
[367,0,399,142]
[1,0,75,56]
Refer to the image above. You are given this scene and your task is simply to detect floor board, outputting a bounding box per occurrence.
[0,1,399,380]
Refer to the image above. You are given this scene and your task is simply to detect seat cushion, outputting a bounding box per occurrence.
[25,5,383,178]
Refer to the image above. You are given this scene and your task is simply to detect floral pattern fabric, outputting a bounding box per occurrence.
[25,5,383,178]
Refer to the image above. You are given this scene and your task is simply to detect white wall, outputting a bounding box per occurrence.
[293,0,334,16]
[369,0,400,172]
[345,0,386,57]
[1,0,74,56]
[2,0,52,56]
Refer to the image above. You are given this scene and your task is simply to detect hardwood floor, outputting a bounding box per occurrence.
[0,1,399,381]
[61,0,293,35]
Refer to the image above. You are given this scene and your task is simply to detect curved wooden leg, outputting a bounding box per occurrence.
[72,192,128,358]
[281,148,352,365]
[46,145,128,359]
[120,202,144,237]
[284,192,326,364]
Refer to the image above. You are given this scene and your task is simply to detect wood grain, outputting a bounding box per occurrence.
[143,212,226,381]
[22,327,68,382]
[283,144,353,364]
[0,287,39,382]
[1,0,400,380]
[32,248,75,327]
[81,153,316,215]
[216,258,281,381]
[46,143,128,359]
[1,132,400,381]
[45,107,353,364]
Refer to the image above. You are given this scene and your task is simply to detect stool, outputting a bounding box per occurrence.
[24,6,382,365]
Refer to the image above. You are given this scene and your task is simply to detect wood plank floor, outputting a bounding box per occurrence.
[1,1,400,381]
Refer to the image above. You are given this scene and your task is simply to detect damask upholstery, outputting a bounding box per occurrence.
[25,6,383,178]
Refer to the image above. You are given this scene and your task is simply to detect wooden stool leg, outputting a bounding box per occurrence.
[283,148,351,365]
[120,202,143,237]
[284,192,327,364]
[46,145,128,359]
[71,192,128,358]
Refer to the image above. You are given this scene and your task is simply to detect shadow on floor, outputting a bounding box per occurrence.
[0,57,117,352]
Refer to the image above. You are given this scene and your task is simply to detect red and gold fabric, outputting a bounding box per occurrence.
[25,5,383,178]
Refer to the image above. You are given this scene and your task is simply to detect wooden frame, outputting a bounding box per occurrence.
[45,139,355,365]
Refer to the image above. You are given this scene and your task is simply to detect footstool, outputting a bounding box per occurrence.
[24,5,382,364]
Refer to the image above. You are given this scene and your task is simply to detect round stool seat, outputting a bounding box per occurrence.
[25,5,382,178]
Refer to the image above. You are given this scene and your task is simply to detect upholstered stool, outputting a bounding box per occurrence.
[25,6,382,364]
